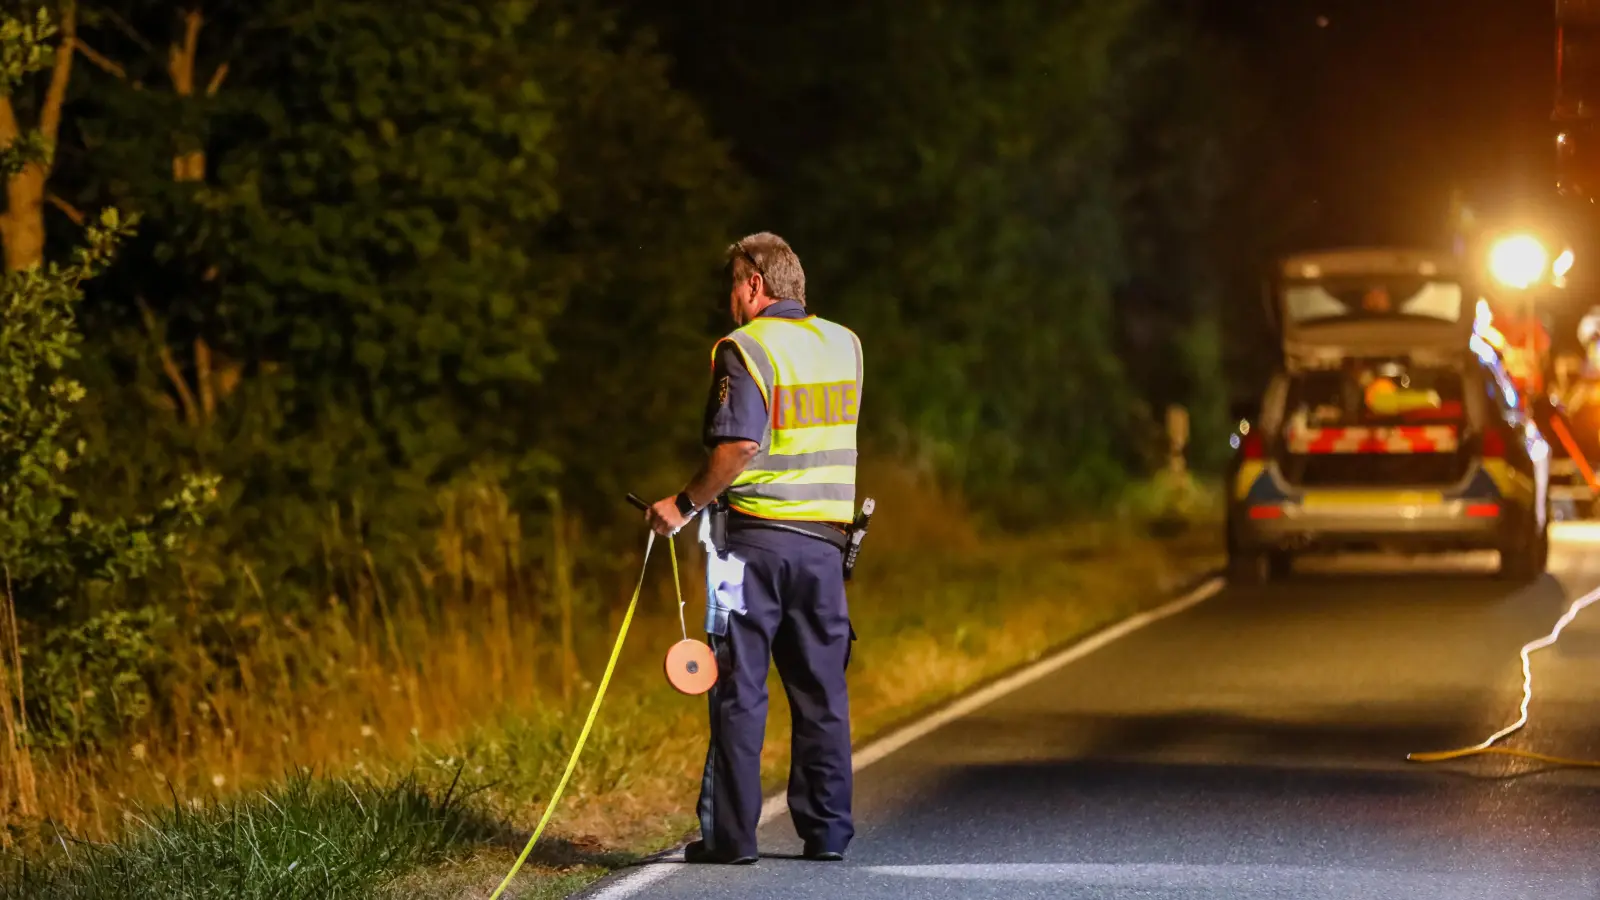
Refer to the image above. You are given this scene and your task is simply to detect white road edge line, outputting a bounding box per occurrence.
[580,575,1225,900]
[583,863,678,900]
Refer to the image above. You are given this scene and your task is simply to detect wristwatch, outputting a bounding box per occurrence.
[674,491,698,518]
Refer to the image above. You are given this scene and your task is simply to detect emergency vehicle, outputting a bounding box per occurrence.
[1226,248,1551,583]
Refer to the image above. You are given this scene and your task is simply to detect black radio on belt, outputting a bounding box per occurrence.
[843,498,875,581]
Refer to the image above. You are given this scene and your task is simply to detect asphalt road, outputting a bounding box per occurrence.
[584,526,1600,900]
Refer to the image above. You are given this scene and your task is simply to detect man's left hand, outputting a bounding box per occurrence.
[647,496,690,536]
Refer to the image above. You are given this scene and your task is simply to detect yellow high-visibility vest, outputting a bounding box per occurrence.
[713,314,863,524]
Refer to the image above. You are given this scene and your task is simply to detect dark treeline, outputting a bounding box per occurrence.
[1,0,1293,750]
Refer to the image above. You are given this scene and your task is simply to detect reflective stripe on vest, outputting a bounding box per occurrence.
[712,315,863,523]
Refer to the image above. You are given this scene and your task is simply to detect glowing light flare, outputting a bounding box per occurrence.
[1488,234,1549,289]
[1554,248,1576,278]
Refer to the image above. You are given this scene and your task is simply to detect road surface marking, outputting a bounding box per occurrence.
[584,863,678,900]
[580,575,1224,899]
[857,862,1591,895]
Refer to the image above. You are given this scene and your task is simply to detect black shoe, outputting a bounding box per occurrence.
[802,843,845,862]
[683,840,758,865]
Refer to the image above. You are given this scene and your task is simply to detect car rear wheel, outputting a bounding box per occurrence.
[1497,508,1548,582]
[1228,548,1293,584]
[1497,547,1534,581]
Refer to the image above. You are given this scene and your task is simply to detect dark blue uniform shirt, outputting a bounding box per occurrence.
[703,299,808,447]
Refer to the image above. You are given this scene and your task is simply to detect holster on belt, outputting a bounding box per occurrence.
[706,497,730,555]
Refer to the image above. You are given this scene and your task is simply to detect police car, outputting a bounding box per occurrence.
[1226,248,1551,583]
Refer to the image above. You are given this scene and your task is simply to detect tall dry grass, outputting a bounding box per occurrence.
[0,474,700,849]
[2,579,40,824]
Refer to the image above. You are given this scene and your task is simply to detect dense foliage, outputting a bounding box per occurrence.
[0,7,207,614]
[55,0,744,610]
[0,0,1278,749]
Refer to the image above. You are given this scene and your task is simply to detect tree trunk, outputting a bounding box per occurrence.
[0,164,46,272]
[164,9,234,421]
[174,151,205,182]
[0,1,75,272]
[168,9,221,184]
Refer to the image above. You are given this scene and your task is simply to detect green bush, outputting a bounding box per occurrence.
[20,608,175,751]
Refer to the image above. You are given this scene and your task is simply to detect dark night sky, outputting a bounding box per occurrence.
[1218,0,1555,246]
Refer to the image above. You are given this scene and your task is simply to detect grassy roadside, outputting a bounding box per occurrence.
[2,472,1221,899]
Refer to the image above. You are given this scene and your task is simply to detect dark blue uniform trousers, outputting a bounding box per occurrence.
[697,527,854,857]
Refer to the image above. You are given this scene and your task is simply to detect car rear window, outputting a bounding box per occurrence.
[1283,360,1466,431]
[1282,278,1464,327]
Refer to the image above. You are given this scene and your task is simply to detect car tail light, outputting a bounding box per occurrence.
[1481,428,1507,458]
[1248,505,1283,520]
[1241,431,1265,460]
[1466,503,1500,518]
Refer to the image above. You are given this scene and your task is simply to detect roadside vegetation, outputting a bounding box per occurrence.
[0,0,1273,896]
[3,467,1220,899]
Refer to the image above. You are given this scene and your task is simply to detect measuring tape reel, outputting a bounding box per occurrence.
[627,493,721,696]
[665,638,717,694]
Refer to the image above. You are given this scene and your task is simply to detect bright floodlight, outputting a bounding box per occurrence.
[1489,234,1549,289]
[1554,248,1576,278]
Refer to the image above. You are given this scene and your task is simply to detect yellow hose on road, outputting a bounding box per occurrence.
[1407,583,1600,769]
[487,531,680,900]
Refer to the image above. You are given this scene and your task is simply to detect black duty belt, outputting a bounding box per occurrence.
[724,507,848,551]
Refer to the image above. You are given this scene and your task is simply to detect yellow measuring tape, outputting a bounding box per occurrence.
[1407,583,1600,769]
[487,531,683,900]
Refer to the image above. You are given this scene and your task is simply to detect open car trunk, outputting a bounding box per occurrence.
[1275,360,1475,488]
[1274,248,1475,363]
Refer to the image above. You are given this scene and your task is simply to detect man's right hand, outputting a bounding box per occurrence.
[647,496,691,536]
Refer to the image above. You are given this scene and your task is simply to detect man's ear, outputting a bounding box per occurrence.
[750,272,766,300]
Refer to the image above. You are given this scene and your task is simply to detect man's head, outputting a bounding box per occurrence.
[726,232,805,326]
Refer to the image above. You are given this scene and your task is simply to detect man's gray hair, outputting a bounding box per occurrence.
[726,232,805,306]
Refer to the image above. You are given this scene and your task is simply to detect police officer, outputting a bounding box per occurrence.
[646,231,863,865]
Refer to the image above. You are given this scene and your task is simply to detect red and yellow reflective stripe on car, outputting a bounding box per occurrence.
[1482,458,1534,504]
[1235,460,1267,500]
[1286,425,1460,455]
